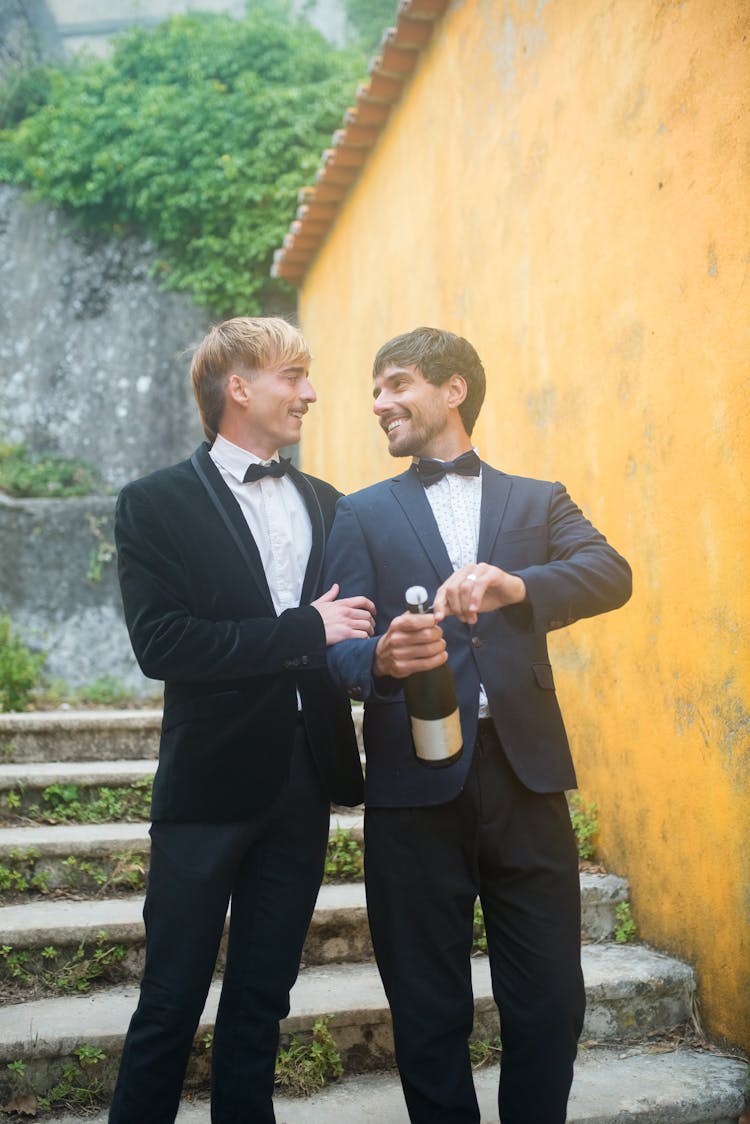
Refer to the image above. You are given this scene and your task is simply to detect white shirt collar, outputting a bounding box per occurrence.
[211,434,281,485]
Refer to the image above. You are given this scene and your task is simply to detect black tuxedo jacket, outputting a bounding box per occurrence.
[324,462,632,807]
[114,442,363,822]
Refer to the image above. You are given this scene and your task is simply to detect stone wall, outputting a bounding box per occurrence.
[0,493,147,692]
[0,186,207,490]
[0,0,63,79]
[0,185,212,693]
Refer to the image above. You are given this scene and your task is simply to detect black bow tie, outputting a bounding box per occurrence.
[243,457,290,483]
[415,449,481,486]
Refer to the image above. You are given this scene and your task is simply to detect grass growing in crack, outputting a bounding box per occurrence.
[274,1016,343,1096]
[0,848,146,901]
[470,1036,502,1069]
[0,932,126,996]
[9,779,153,824]
[4,1045,107,1114]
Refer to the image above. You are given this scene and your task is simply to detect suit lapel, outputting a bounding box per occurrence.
[477,463,513,562]
[190,444,275,613]
[288,466,326,605]
[391,466,454,585]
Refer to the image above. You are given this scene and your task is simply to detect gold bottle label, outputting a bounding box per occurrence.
[410,708,463,763]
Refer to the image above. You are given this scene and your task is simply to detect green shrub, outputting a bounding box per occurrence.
[0,614,45,711]
[0,443,102,498]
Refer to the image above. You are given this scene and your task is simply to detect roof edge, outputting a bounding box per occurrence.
[271,0,450,286]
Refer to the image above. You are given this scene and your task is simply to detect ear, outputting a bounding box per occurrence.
[227,372,250,405]
[445,373,468,409]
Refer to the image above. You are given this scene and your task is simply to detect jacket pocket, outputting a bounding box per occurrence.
[532,663,556,690]
[162,690,243,732]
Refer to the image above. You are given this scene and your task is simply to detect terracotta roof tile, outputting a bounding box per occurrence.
[271,0,450,285]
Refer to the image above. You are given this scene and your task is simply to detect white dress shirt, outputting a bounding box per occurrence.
[209,434,311,616]
[418,451,489,717]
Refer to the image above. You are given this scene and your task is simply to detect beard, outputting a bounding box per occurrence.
[386,412,445,458]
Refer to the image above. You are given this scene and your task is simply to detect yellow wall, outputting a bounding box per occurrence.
[297,0,749,1050]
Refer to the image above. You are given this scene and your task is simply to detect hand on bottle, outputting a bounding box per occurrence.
[432,564,527,625]
[373,610,448,679]
[312,584,376,646]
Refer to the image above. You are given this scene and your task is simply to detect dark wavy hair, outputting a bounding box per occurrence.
[372,327,486,435]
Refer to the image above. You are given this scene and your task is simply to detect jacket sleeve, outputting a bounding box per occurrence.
[115,481,327,683]
[509,482,632,634]
[322,497,389,701]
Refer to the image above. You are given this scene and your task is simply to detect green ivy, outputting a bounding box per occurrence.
[0,8,365,315]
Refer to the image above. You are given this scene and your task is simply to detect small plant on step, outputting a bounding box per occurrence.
[2,1059,38,1117]
[568,793,598,860]
[324,827,363,882]
[614,900,637,943]
[28,778,152,824]
[275,1016,343,1096]
[0,847,48,897]
[469,1036,502,1069]
[36,1044,107,1111]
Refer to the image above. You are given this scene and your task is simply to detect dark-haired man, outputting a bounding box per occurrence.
[323,327,632,1123]
[109,316,375,1123]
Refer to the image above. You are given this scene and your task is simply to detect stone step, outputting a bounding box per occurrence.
[0,707,366,764]
[0,871,629,993]
[0,710,162,764]
[0,813,364,896]
[0,759,156,821]
[0,944,697,1106]
[38,1047,749,1124]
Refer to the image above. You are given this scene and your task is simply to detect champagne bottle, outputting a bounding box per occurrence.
[403,585,463,768]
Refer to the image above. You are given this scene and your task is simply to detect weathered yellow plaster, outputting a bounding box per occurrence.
[298,0,749,1049]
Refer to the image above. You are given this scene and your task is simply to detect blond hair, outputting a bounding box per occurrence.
[190,317,311,441]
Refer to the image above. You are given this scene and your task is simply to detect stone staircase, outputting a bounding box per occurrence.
[0,710,746,1123]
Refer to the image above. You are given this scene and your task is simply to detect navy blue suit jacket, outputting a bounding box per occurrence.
[323,462,631,807]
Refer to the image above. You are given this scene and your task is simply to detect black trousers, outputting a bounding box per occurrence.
[364,721,585,1124]
[108,725,329,1124]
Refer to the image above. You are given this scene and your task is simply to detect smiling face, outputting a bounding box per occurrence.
[372,363,469,461]
[231,361,316,459]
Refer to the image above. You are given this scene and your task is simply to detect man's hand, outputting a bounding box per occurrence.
[373,610,448,679]
[312,584,376,646]
[432,564,527,625]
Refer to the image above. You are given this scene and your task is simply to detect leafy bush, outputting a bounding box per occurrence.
[0,8,365,314]
[0,444,102,498]
[0,614,44,712]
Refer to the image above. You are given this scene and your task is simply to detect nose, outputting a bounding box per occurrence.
[300,377,317,404]
[372,390,389,416]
